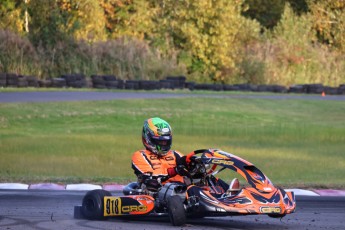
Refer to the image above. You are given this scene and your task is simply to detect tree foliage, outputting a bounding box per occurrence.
[155,0,252,82]
[0,0,24,33]
[1,0,345,85]
[27,0,75,47]
[286,0,309,15]
[100,0,155,40]
[73,0,107,42]
[242,0,286,28]
[238,3,344,86]
[268,4,317,84]
[308,0,345,52]
[28,0,107,45]
[242,0,309,28]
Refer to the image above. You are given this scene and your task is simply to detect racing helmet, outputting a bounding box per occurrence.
[142,117,172,156]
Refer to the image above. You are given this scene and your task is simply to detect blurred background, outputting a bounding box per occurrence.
[0,0,344,86]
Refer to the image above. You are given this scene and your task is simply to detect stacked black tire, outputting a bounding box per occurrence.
[0,73,39,88]
[51,78,67,88]
[26,76,39,87]
[287,84,345,95]
[91,75,120,89]
[61,74,88,88]
[194,83,223,91]
[139,80,161,90]
[124,80,140,90]
[0,73,6,87]
[6,73,19,87]
[339,84,345,94]
[165,76,186,89]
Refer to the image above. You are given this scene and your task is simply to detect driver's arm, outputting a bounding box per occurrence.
[167,155,190,177]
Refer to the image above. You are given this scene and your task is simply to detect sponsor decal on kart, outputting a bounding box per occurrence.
[260,206,282,214]
[211,159,234,166]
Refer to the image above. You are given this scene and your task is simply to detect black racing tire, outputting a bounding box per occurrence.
[268,213,286,218]
[81,189,111,220]
[167,195,186,226]
[188,213,206,219]
[74,206,83,219]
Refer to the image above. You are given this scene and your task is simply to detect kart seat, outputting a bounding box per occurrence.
[225,178,240,196]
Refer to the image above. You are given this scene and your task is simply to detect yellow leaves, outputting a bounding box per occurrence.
[308,0,345,52]
[0,8,24,34]
[330,0,345,9]
[72,0,107,42]
[178,0,242,80]
[104,0,156,41]
[163,0,243,76]
[59,0,72,11]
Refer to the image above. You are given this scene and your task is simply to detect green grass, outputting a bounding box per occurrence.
[0,93,344,188]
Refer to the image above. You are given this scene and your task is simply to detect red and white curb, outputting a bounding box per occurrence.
[0,183,344,196]
[0,183,124,191]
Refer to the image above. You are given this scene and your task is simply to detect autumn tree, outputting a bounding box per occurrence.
[100,0,155,40]
[242,0,309,28]
[154,0,260,83]
[28,0,107,46]
[242,0,286,28]
[27,0,74,47]
[0,0,25,33]
[308,0,345,52]
[286,0,309,15]
[69,0,106,42]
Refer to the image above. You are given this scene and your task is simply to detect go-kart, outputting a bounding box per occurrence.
[74,149,296,226]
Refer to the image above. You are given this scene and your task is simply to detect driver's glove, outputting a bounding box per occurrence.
[167,156,191,177]
[175,164,191,177]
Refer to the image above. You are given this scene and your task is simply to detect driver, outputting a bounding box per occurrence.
[131,117,189,192]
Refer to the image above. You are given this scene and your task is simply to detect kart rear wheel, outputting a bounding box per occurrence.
[81,189,111,220]
[74,206,83,219]
[167,195,186,226]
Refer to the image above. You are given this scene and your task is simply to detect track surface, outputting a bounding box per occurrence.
[1,91,345,103]
[0,190,344,230]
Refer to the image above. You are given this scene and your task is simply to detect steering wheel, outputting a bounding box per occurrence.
[186,149,217,175]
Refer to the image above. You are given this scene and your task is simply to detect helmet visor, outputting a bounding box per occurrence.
[150,136,172,152]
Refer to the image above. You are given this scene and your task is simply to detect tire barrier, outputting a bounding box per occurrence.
[165,76,186,89]
[6,73,19,87]
[1,73,345,95]
[61,74,88,88]
[0,73,6,87]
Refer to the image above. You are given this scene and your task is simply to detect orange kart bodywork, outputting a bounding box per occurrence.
[182,149,296,217]
[186,185,295,216]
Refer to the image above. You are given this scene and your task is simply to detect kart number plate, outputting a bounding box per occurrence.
[104,197,122,216]
[104,196,150,216]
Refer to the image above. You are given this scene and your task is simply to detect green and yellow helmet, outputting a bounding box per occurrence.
[142,117,172,156]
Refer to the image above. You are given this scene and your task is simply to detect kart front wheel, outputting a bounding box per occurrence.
[81,189,111,220]
[167,195,186,226]
[268,213,286,218]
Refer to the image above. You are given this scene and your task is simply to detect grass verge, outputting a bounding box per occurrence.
[0,93,344,188]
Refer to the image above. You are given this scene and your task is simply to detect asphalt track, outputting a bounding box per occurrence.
[0,190,344,230]
[1,91,345,103]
